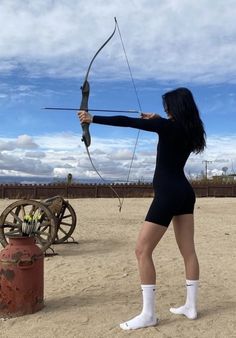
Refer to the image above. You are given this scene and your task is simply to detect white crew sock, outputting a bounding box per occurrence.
[120,284,158,330]
[170,279,199,319]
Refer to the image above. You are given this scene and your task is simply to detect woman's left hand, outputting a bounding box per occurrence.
[77,110,93,124]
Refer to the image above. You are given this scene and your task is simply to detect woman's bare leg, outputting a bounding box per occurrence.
[170,214,199,319]
[135,221,167,284]
[120,221,167,330]
[172,214,199,280]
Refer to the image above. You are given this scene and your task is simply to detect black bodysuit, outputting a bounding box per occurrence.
[93,115,195,227]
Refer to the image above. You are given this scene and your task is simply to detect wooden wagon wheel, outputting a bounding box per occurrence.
[53,201,77,244]
[0,199,57,252]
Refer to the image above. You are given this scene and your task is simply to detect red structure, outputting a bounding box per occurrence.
[0,236,44,318]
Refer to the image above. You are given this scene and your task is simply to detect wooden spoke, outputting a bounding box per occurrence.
[0,199,57,252]
[52,201,77,243]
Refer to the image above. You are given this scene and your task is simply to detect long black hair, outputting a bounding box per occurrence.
[162,87,206,154]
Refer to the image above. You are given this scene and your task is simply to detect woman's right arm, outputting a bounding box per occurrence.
[93,114,168,133]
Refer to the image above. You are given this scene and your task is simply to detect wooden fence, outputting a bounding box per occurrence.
[0,182,236,199]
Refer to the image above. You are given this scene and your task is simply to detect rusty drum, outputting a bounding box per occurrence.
[0,236,44,318]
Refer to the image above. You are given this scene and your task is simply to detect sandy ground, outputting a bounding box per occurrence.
[0,197,236,338]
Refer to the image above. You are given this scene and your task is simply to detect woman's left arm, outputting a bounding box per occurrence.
[78,110,168,133]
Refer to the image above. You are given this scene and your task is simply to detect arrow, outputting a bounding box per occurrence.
[43,107,140,114]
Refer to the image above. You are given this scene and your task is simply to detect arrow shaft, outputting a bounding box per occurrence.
[43,107,140,114]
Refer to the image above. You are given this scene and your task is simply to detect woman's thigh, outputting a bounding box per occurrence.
[172,214,196,257]
[136,221,167,255]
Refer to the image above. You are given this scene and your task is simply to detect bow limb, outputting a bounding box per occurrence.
[80,18,123,211]
[80,18,117,148]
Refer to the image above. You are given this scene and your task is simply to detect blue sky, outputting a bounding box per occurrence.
[0,0,236,182]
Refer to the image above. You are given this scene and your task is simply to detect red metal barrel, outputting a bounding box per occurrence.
[0,236,44,318]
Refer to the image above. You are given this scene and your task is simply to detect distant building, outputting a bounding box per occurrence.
[212,174,236,182]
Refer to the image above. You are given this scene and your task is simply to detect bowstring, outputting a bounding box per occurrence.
[83,18,142,212]
[115,18,143,209]
[85,146,122,211]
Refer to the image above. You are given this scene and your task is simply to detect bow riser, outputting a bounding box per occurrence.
[80,80,91,147]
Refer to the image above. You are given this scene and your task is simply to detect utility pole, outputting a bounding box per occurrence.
[202,160,213,179]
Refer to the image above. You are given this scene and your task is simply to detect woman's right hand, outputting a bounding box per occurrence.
[141,113,160,119]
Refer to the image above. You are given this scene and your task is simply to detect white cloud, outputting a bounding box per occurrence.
[0,0,235,84]
[1,1,235,182]
[34,132,81,150]
[0,135,38,150]
[25,151,46,158]
[108,149,136,161]
[1,131,236,180]
[0,152,52,175]
[61,156,77,161]
[186,134,236,178]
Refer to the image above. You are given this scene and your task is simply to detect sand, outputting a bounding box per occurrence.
[0,197,235,338]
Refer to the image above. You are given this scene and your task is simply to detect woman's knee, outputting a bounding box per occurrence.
[134,221,166,261]
[178,238,196,259]
[135,243,152,261]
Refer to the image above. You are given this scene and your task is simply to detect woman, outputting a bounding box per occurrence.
[78,87,206,330]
